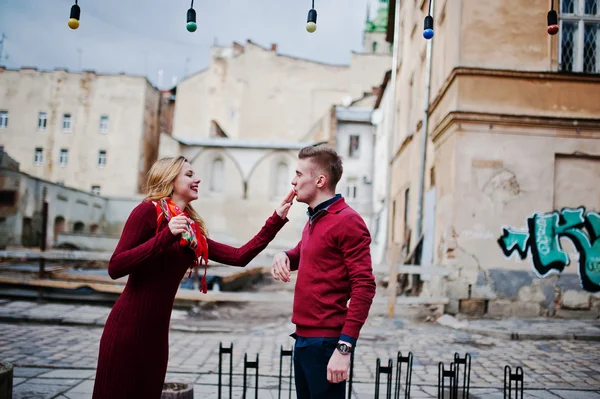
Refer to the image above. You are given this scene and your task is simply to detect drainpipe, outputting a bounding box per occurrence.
[386,0,402,317]
[415,0,435,245]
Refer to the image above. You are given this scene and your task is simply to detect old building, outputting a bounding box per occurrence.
[0,67,161,197]
[171,40,390,143]
[379,0,600,316]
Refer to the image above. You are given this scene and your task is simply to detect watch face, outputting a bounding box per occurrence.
[337,343,351,355]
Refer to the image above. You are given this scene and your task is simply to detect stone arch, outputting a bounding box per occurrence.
[54,216,66,241]
[209,157,225,193]
[189,148,245,190]
[246,150,297,200]
[90,224,100,234]
[189,148,245,198]
[73,221,85,233]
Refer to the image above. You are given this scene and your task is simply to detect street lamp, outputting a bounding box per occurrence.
[187,0,197,32]
[423,0,434,39]
[547,0,559,35]
[68,0,80,30]
[306,0,317,33]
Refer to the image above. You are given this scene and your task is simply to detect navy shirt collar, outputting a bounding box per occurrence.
[307,194,342,218]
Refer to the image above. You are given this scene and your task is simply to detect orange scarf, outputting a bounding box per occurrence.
[154,198,209,293]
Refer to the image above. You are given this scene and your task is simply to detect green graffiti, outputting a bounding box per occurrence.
[498,207,600,293]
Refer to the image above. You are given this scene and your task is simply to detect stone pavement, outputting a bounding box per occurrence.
[1,299,600,398]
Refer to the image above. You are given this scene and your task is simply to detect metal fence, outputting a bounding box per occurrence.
[216,342,523,399]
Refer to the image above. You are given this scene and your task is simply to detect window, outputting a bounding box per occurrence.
[62,114,72,131]
[210,158,224,192]
[91,185,101,195]
[560,0,600,73]
[275,162,289,197]
[346,177,358,200]
[38,112,47,130]
[349,135,360,158]
[98,150,107,168]
[99,115,109,133]
[59,149,69,167]
[0,111,8,128]
[34,148,43,165]
[372,42,378,53]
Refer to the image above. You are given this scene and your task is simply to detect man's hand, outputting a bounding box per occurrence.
[271,252,291,282]
[327,347,351,384]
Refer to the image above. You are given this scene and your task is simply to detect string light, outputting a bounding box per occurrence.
[423,0,434,39]
[68,0,80,30]
[547,0,559,35]
[306,0,317,33]
[187,0,197,32]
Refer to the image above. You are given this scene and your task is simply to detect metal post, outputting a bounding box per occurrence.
[504,366,524,399]
[453,353,471,398]
[38,187,48,303]
[39,187,48,279]
[415,0,435,241]
[348,351,355,399]
[375,358,393,399]
[243,353,259,399]
[438,362,455,399]
[218,342,233,399]
[278,346,293,399]
[395,352,413,399]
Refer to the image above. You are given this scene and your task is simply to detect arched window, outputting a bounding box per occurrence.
[54,216,66,241]
[372,41,378,53]
[73,221,85,233]
[210,158,224,193]
[275,162,289,197]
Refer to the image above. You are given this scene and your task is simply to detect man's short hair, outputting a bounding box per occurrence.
[298,144,343,190]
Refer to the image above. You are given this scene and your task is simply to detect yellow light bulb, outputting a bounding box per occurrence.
[68,18,80,30]
[306,22,317,33]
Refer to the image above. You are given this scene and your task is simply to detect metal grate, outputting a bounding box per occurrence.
[584,23,600,72]
[585,0,598,15]
[561,21,579,71]
[562,0,576,13]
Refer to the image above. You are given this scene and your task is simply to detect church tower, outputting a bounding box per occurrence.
[363,0,391,55]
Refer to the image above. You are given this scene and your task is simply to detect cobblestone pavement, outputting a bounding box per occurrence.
[1,300,600,398]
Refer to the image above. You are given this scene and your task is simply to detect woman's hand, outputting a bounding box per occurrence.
[168,215,188,236]
[275,189,296,219]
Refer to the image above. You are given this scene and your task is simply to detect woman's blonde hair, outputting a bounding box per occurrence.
[144,156,208,236]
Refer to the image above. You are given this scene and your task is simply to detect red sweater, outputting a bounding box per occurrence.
[286,197,376,340]
[93,201,287,398]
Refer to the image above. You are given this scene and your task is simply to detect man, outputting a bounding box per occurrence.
[271,144,376,399]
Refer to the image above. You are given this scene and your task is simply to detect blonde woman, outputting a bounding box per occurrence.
[93,156,294,399]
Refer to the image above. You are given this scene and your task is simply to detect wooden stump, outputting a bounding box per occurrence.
[161,382,193,399]
[0,361,14,399]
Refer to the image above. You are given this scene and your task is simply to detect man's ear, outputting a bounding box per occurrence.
[315,174,327,189]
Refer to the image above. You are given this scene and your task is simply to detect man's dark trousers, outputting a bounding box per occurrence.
[293,338,346,399]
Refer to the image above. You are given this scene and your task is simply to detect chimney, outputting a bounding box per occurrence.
[271,43,278,52]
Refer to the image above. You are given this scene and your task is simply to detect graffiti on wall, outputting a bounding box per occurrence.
[498,207,600,293]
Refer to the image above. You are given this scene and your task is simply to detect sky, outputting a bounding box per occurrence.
[0,0,384,89]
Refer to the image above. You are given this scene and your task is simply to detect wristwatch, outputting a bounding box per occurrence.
[336,342,353,355]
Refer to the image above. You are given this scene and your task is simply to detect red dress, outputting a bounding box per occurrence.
[92,201,288,398]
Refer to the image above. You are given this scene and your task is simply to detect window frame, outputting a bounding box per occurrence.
[559,0,600,73]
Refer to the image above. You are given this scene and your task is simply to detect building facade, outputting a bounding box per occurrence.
[171,40,391,143]
[379,0,600,316]
[0,67,161,197]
